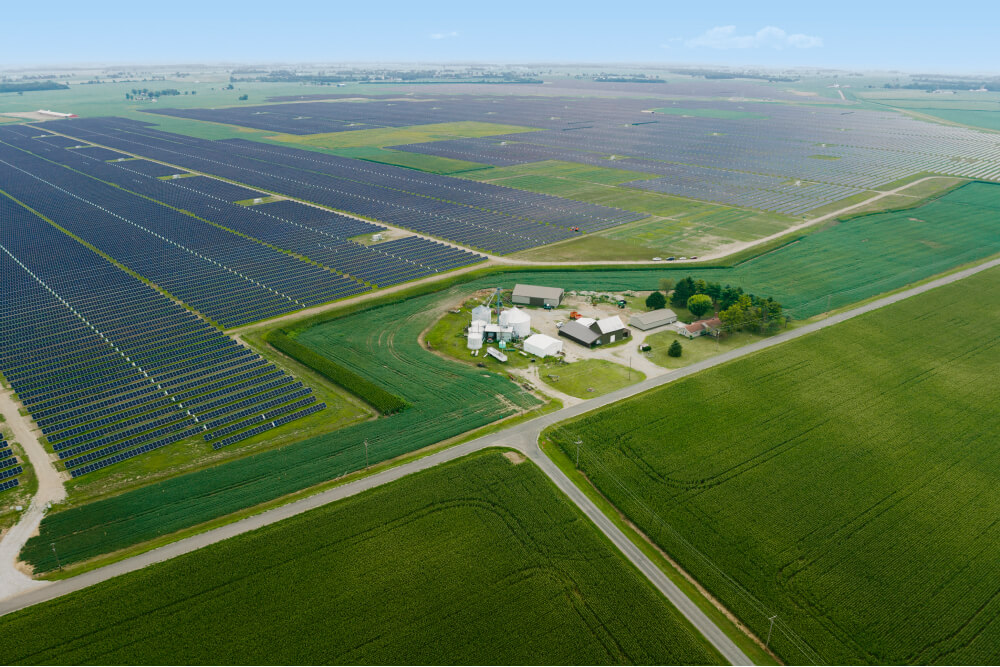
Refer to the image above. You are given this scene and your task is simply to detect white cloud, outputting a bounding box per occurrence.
[686,25,823,50]
[430,31,459,40]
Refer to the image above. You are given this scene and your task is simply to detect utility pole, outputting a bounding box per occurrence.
[364,439,369,469]
[575,439,582,468]
[766,615,777,649]
[51,543,61,570]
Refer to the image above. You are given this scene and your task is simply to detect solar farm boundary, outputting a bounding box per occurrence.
[35,126,510,260]
[4,257,999,667]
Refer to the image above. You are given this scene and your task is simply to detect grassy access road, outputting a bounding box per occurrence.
[0,451,723,666]
[548,263,1000,665]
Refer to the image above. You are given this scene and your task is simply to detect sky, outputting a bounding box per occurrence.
[2,0,998,73]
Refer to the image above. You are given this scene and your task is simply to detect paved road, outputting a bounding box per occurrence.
[2,257,997,665]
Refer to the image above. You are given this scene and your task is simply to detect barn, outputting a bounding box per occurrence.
[559,315,630,348]
[512,284,564,308]
[630,309,678,331]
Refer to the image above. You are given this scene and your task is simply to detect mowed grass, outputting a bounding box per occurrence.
[546,265,1000,664]
[0,451,723,666]
[264,120,537,174]
[539,359,644,398]
[467,161,801,258]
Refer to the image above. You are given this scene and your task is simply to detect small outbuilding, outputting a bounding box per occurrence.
[630,309,678,331]
[523,333,563,358]
[512,284,564,308]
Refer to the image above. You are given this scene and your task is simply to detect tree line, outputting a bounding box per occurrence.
[645,276,785,334]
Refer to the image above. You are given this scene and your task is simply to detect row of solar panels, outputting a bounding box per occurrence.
[0,441,20,494]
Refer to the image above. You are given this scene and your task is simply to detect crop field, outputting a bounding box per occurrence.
[546,265,1000,664]
[1,451,723,665]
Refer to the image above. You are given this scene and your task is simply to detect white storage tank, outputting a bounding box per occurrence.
[499,308,531,338]
[471,305,492,323]
[467,320,486,350]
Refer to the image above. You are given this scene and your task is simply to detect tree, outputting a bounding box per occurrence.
[694,279,708,294]
[238,94,248,100]
[687,294,714,318]
[645,291,666,310]
[668,340,683,357]
[719,285,743,310]
[671,276,696,307]
[658,277,675,293]
[705,282,722,303]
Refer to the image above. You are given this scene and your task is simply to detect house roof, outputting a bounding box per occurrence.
[559,320,601,345]
[575,316,596,327]
[593,315,626,334]
[630,309,677,327]
[512,284,564,300]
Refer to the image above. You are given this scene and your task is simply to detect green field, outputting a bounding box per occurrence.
[22,183,1000,570]
[547,265,1000,664]
[1,451,723,665]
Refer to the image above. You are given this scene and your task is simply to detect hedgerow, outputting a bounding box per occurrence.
[268,329,406,414]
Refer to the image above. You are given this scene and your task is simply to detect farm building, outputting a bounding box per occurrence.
[630,309,677,331]
[499,308,531,337]
[512,284,564,308]
[674,317,722,339]
[485,323,514,343]
[559,315,630,348]
[524,333,563,358]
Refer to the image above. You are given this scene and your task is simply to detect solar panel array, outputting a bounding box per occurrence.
[36,117,641,253]
[0,438,20,493]
[150,92,1000,216]
[0,195,325,477]
[1,128,486,292]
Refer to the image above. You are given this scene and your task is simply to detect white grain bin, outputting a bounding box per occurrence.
[499,307,531,338]
[471,305,492,323]
[467,320,486,350]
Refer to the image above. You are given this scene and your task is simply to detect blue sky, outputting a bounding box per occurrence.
[2,0,997,73]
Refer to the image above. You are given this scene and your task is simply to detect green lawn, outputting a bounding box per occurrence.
[1,451,723,666]
[643,329,768,370]
[539,359,644,398]
[546,265,1000,665]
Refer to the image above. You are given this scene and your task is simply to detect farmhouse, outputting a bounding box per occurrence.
[523,333,563,358]
[674,317,722,339]
[630,309,678,331]
[559,315,630,348]
[512,284,564,308]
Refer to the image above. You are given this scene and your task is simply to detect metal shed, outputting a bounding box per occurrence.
[511,284,564,308]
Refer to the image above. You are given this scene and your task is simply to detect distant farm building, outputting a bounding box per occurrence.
[674,317,722,339]
[559,315,630,347]
[37,109,77,118]
[512,284,564,308]
[524,333,563,358]
[630,309,678,331]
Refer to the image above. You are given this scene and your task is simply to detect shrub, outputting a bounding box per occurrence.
[645,291,667,310]
[668,340,683,357]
